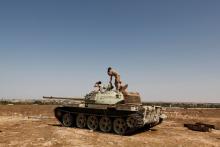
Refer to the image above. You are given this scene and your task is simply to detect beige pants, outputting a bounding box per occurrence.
[115,75,121,90]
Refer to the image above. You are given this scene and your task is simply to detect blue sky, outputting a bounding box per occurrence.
[0,0,220,102]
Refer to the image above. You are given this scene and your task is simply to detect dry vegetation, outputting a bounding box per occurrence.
[1,99,220,108]
[0,105,220,147]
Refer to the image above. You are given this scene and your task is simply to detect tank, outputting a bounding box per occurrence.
[43,84,166,135]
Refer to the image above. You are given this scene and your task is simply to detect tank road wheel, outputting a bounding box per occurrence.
[126,116,137,128]
[87,115,99,130]
[113,118,127,135]
[62,113,74,127]
[76,113,87,128]
[99,116,112,133]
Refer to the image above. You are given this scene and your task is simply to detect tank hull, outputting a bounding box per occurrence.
[54,104,165,135]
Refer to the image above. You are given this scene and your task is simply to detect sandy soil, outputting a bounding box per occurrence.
[0,105,220,147]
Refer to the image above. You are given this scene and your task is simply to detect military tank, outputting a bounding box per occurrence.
[43,84,166,135]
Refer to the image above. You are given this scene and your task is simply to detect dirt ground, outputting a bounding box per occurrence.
[0,105,220,147]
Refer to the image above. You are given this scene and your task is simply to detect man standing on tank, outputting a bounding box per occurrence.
[107,67,122,91]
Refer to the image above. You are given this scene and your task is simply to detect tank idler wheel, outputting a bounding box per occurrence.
[62,113,74,127]
[99,116,112,133]
[113,118,127,135]
[76,113,87,128]
[87,115,99,130]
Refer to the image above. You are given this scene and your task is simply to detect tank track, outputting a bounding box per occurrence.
[54,106,149,135]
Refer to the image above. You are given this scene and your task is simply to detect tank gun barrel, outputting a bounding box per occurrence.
[43,96,84,101]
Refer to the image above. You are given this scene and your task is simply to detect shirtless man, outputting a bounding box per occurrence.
[107,67,122,90]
